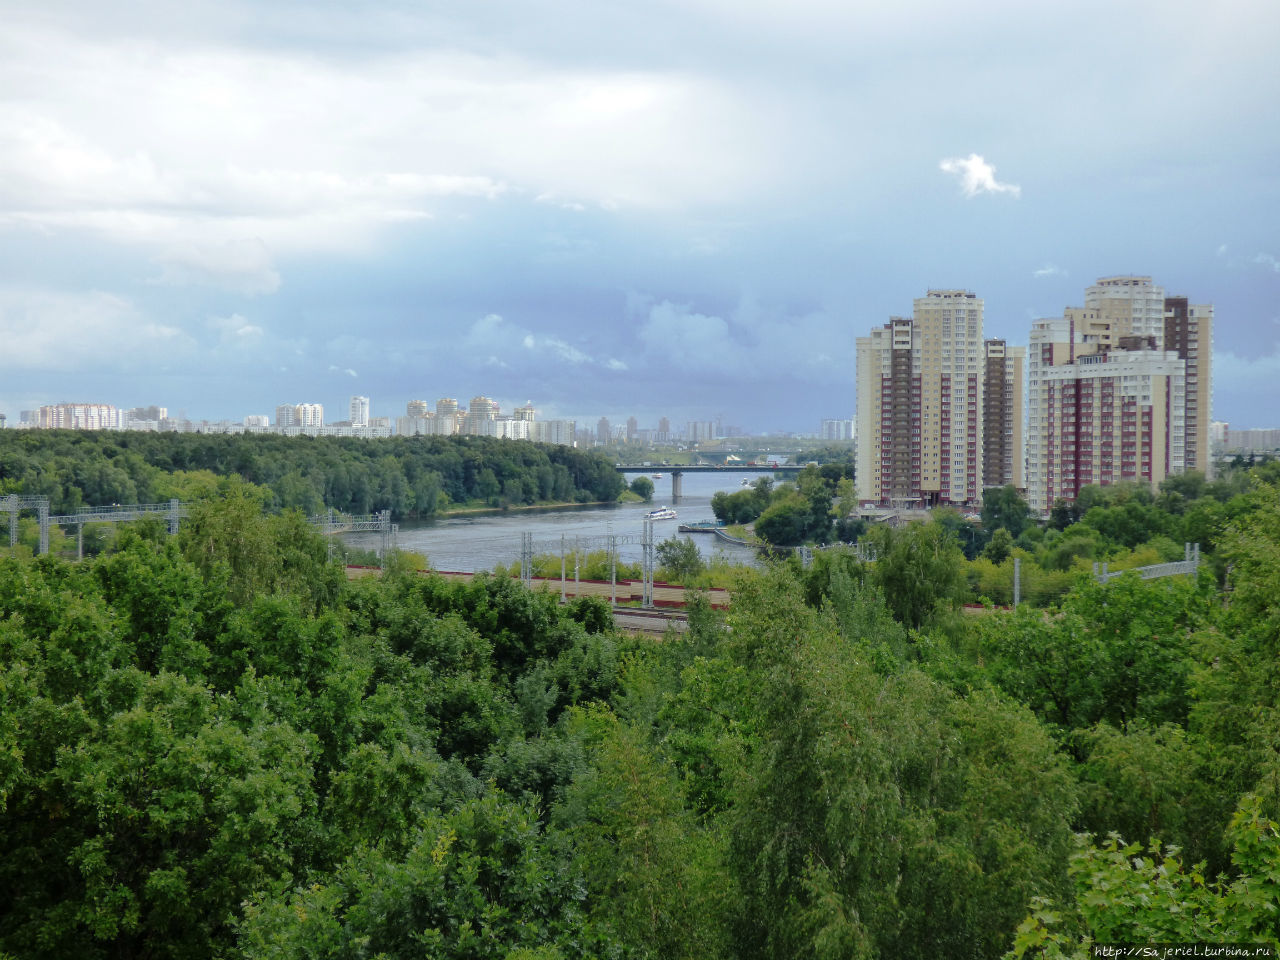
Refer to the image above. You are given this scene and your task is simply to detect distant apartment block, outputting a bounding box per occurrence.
[982,340,1025,490]
[686,420,718,443]
[275,403,324,428]
[35,403,122,430]
[856,290,989,506]
[396,398,573,445]
[349,395,370,428]
[1220,426,1280,452]
[1025,276,1211,513]
[820,418,854,442]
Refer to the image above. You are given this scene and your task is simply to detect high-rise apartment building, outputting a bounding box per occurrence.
[982,340,1025,491]
[820,419,854,441]
[1025,277,1211,513]
[36,403,121,430]
[686,420,718,443]
[435,398,459,435]
[466,396,498,435]
[856,290,987,506]
[296,403,324,427]
[349,396,370,428]
[1163,297,1213,475]
[529,419,576,446]
[275,403,324,427]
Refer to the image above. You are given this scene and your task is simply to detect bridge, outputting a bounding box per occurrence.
[616,463,805,500]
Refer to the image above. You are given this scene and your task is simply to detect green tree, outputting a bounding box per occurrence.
[558,708,733,959]
[240,791,617,960]
[984,527,1014,563]
[657,535,704,582]
[982,485,1032,539]
[1007,795,1280,957]
[754,493,811,547]
[629,475,655,501]
[724,570,1077,960]
[864,520,965,629]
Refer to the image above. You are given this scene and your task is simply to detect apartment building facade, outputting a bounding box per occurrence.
[856,290,988,506]
[1025,277,1210,513]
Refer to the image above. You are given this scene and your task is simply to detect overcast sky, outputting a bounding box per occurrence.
[2,0,1278,432]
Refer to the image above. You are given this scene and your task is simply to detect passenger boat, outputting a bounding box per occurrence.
[645,506,678,521]
[651,473,664,480]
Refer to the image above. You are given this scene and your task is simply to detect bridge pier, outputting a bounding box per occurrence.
[671,470,683,501]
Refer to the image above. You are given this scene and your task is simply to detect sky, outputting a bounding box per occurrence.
[2,0,1279,432]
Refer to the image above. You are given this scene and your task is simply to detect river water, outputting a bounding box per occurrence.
[343,471,778,572]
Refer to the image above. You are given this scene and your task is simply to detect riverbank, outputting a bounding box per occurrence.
[428,498,619,519]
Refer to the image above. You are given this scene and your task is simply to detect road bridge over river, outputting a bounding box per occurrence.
[616,463,805,500]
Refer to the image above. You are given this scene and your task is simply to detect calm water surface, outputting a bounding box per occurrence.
[344,471,778,572]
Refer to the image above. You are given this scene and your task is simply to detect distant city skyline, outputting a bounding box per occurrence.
[1,2,1277,429]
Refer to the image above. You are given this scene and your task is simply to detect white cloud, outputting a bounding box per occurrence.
[0,21,767,259]
[939,153,1021,198]
[543,337,591,364]
[535,193,587,212]
[605,358,628,371]
[153,238,281,295]
[467,313,513,348]
[0,286,192,371]
[1252,252,1280,273]
[327,364,358,378]
[474,314,615,370]
[638,301,745,369]
[210,313,264,342]
[1033,264,1066,279]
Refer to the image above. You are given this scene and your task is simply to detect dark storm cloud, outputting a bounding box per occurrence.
[1,0,1278,428]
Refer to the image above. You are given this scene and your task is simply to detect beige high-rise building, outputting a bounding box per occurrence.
[466,396,498,435]
[37,403,121,430]
[435,398,459,435]
[275,402,324,428]
[1025,276,1210,513]
[1163,297,1213,476]
[296,403,324,427]
[856,290,986,506]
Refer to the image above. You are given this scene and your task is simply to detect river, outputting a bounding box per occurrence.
[342,470,779,572]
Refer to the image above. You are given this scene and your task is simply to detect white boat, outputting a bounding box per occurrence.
[645,506,678,521]
[651,473,664,480]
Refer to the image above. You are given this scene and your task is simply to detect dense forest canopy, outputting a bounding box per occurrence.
[0,430,626,518]
[1,465,1279,957]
